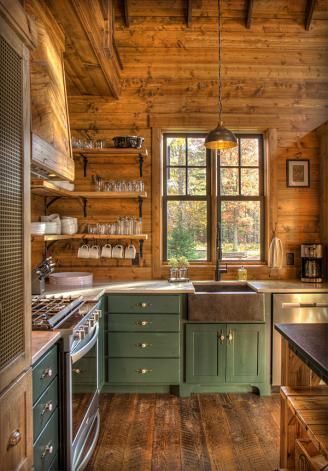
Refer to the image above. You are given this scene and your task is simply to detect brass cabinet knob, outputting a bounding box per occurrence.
[8,430,21,447]
[72,368,81,374]
[136,320,152,326]
[138,302,151,308]
[217,330,225,344]
[136,368,152,374]
[41,368,53,379]
[136,342,152,349]
[228,330,233,344]
[42,442,54,458]
[41,401,53,416]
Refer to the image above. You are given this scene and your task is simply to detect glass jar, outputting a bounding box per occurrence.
[237,266,248,281]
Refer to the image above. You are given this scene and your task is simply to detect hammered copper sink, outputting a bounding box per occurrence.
[188,282,265,322]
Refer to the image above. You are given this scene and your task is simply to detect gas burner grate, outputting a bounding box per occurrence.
[32,295,84,330]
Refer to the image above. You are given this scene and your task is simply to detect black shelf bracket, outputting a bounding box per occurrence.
[45,196,62,214]
[138,153,144,177]
[43,240,57,258]
[137,196,143,218]
[77,197,88,217]
[139,239,144,258]
[82,154,88,177]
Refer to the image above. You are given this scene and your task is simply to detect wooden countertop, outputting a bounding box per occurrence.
[275,323,328,384]
[31,331,62,365]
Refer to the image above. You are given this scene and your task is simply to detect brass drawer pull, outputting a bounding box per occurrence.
[41,441,54,459]
[136,368,152,374]
[136,342,152,349]
[41,368,53,379]
[41,401,53,416]
[137,302,152,309]
[217,330,225,344]
[136,320,152,326]
[228,330,233,344]
[8,430,21,447]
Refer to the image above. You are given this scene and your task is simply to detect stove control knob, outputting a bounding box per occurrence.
[82,324,89,335]
[88,318,95,328]
[94,309,102,320]
[74,329,85,341]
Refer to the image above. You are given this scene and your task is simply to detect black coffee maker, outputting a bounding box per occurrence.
[301,244,324,283]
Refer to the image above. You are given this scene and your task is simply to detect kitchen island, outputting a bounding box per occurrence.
[275,323,328,469]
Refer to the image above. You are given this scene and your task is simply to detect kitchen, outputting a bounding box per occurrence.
[1,0,328,470]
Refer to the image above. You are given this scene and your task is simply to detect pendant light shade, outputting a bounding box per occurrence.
[205,122,237,150]
[205,0,237,151]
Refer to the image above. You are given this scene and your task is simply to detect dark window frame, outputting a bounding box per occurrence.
[218,134,265,262]
[162,132,265,263]
[163,133,212,262]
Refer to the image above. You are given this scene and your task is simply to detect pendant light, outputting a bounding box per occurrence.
[205,0,237,150]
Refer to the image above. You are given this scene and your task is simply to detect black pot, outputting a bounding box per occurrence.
[112,136,144,149]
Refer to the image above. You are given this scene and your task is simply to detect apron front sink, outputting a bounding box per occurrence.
[188,282,265,322]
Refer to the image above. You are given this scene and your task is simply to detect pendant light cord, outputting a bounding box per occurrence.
[218,0,223,126]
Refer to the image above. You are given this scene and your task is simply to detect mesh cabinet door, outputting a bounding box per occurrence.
[0,18,31,392]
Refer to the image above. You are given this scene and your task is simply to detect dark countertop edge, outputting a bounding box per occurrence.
[274,323,328,384]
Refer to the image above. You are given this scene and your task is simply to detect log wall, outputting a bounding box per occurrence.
[32,0,328,280]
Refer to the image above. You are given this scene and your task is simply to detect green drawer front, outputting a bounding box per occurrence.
[108,295,181,314]
[108,332,180,358]
[108,314,180,332]
[108,358,180,384]
[48,453,59,471]
[33,345,58,403]
[33,408,59,471]
[33,379,58,442]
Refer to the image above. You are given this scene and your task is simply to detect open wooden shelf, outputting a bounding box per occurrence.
[72,148,148,158]
[31,234,148,242]
[31,180,147,199]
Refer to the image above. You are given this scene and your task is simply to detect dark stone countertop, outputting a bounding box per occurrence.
[274,323,328,384]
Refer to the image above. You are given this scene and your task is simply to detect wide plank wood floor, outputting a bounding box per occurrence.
[86,393,280,471]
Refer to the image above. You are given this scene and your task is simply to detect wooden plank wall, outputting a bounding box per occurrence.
[32,0,328,280]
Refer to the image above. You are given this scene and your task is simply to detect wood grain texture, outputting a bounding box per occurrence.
[60,0,328,280]
[86,393,280,471]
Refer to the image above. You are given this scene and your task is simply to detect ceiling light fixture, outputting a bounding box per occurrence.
[205,0,237,150]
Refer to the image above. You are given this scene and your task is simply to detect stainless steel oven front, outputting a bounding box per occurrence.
[63,302,101,471]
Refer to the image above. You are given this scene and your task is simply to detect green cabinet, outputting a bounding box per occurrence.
[186,323,265,385]
[106,294,183,388]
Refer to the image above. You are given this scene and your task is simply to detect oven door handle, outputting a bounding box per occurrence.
[75,410,100,471]
[71,322,99,364]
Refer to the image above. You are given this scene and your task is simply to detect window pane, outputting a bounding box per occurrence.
[240,138,259,166]
[188,168,207,195]
[221,201,261,260]
[220,168,239,196]
[187,137,206,166]
[167,168,186,195]
[167,137,186,166]
[219,146,239,166]
[241,168,259,196]
[167,200,207,260]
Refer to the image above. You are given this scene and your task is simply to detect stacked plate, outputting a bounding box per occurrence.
[61,217,78,235]
[49,272,93,288]
[31,222,46,235]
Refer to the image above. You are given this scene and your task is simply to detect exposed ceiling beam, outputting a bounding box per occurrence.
[304,0,316,31]
[186,0,192,27]
[245,0,254,29]
[122,0,130,27]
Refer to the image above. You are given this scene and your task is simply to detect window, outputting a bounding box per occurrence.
[219,135,264,261]
[163,134,211,261]
[162,133,264,262]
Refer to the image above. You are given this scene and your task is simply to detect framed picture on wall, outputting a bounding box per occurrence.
[286,159,310,187]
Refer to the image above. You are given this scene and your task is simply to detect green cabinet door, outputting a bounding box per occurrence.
[226,323,265,384]
[186,324,226,384]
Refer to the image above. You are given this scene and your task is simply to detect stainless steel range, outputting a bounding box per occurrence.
[32,295,102,471]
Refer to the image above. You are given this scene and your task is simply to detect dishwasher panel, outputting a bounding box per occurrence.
[272,293,328,386]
